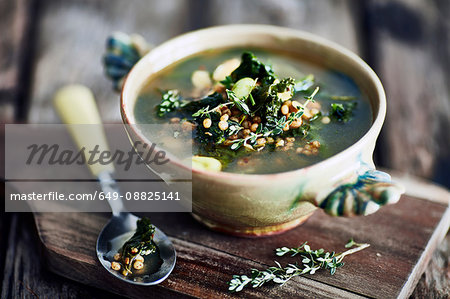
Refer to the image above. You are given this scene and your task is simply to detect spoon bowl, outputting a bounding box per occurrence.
[96,212,176,285]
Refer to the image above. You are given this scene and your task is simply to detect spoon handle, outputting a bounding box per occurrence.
[53,84,126,215]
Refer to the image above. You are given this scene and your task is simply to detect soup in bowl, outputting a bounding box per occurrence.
[111,25,404,236]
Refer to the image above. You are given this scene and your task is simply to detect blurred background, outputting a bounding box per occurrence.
[1,0,448,188]
[0,1,449,297]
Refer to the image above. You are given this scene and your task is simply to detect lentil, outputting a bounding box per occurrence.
[111,262,121,271]
[275,139,285,147]
[181,121,195,131]
[286,137,295,142]
[290,118,302,129]
[252,116,262,123]
[133,261,144,270]
[256,138,266,146]
[218,120,229,131]
[203,118,212,128]
[169,117,180,124]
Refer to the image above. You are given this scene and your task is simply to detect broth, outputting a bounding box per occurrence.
[134,48,372,174]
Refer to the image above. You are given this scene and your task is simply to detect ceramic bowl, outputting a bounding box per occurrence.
[109,25,404,236]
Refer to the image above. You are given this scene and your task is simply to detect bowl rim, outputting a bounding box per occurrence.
[120,24,386,182]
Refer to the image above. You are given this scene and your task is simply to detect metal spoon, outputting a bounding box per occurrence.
[53,84,176,285]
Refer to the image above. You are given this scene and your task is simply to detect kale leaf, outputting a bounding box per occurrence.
[182,92,224,115]
[270,77,296,95]
[261,77,296,119]
[157,91,224,119]
[119,217,157,273]
[220,76,234,89]
[330,102,357,123]
[230,52,276,85]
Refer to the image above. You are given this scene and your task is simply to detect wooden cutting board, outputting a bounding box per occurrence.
[33,177,449,299]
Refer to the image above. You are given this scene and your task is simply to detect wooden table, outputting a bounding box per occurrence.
[1,0,449,298]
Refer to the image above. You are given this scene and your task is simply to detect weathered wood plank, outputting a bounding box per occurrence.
[411,234,450,299]
[208,0,361,54]
[145,196,450,299]
[0,0,35,123]
[0,210,9,292]
[0,0,27,91]
[28,0,190,123]
[45,230,364,299]
[364,0,450,186]
[31,188,449,299]
[0,214,125,299]
[34,212,363,299]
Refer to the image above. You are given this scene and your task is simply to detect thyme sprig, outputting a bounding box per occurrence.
[192,102,233,118]
[228,87,319,151]
[228,239,370,292]
[226,90,251,115]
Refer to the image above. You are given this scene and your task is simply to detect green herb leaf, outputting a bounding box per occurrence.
[192,106,210,118]
[271,77,296,95]
[229,240,370,292]
[230,141,242,150]
[156,90,185,117]
[330,102,357,123]
[220,76,234,89]
[345,238,356,248]
[226,90,251,115]
[261,77,296,119]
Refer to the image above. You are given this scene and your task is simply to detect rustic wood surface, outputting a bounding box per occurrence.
[4,187,448,299]
[0,0,36,123]
[1,0,449,298]
[362,0,450,187]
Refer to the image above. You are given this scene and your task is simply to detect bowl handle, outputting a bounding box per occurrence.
[103,32,152,91]
[314,166,405,217]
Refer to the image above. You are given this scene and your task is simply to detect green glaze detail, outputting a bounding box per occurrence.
[289,182,306,213]
[103,32,150,91]
[317,169,404,216]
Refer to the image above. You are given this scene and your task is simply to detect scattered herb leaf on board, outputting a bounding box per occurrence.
[228,239,370,292]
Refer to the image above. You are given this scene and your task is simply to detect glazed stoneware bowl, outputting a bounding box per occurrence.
[107,25,405,237]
